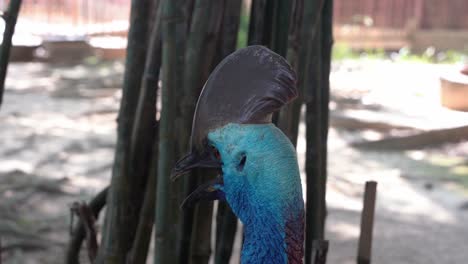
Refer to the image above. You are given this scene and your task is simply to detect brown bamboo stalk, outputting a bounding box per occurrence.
[0,0,22,110]
[95,0,151,263]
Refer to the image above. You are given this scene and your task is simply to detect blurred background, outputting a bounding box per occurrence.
[0,0,467,263]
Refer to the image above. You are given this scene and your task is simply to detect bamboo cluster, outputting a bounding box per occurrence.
[66,0,333,263]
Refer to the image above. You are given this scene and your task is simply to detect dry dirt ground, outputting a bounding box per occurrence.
[1,60,468,264]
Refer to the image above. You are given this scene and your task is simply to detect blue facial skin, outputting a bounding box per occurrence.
[208,123,304,264]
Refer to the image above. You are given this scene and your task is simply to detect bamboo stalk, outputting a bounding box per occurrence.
[179,2,224,263]
[247,0,267,45]
[266,0,293,124]
[300,0,328,263]
[214,0,242,63]
[130,0,161,168]
[0,0,22,110]
[96,0,150,263]
[128,130,159,264]
[214,202,238,264]
[154,0,187,263]
[190,188,215,264]
[276,0,303,146]
[269,0,292,57]
[305,22,324,263]
[212,2,242,263]
[319,1,333,243]
[177,0,218,262]
[127,1,163,262]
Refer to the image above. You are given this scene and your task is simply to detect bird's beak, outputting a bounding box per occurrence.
[180,176,224,210]
[171,147,224,210]
[171,149,222,181]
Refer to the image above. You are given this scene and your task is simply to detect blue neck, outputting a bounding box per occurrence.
[239,203,304,264]
[208,124,304,263]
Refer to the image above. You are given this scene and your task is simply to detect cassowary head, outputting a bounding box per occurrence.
[172,46,304,263]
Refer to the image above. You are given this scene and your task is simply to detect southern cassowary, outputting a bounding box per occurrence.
[172,45,304,263]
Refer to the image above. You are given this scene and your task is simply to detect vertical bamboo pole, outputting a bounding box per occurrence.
[0,0,22,110]
[305,20,324,263]
[213,2,242,263]
[277,0,304,146]
[96,0,150,263]
[320,0,333,204]
[269,0,292,57]
[127,1,163,263]
[154,0,188,263]
[177,1,223,263]
[247,0,267,45]
[301,0,330,263]
[185,2,224,264]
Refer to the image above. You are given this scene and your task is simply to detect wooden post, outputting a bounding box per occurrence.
[357,181,378,264]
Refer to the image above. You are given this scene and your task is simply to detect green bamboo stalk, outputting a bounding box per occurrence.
[269,0,292,57]
[130,0,161,160]
[212,1,242,263]
[302,1,328,263]
[0,0,22,110]
[180,0,223,152]
[214,0,242,63]
[154,0,187,263]
[179,2,224,263]
[305,21,324,259]
[95,0,150,263]
[190,180,215,264]
[128,131,159,264]
[247,0,267,45]
[127,1,163,263]
[277,0,304,146]
[320,0,333,185]
[177,0,219,262]
[214,202,238,264]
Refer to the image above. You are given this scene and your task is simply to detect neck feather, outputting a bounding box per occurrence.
[240,208,304,264]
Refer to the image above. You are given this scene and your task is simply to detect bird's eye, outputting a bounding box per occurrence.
[237,153,246,172]
[210,145,221,160]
